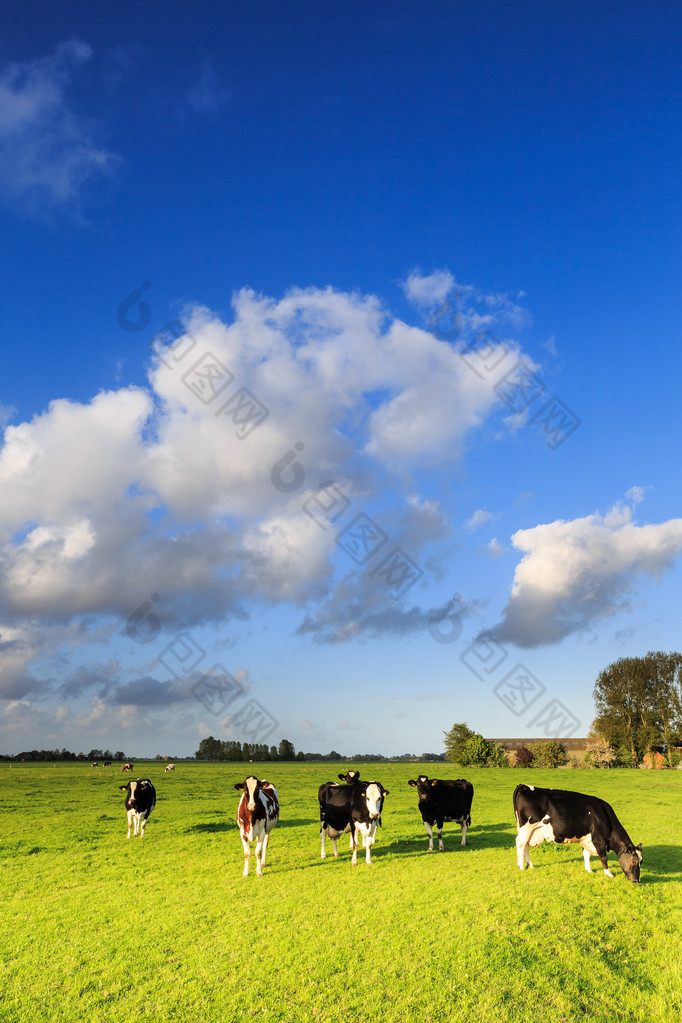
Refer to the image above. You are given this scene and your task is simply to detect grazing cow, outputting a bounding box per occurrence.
[513,784,642,882]
[164,764,175,773]
[91,762,99,768]
[119,779,156,839]
[408,776,474,851]
[121,763,134,773]
[235,777,279,878]
[319,779,389,864]
[104,762,112,767]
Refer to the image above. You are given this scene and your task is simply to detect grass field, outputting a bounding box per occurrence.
[2,762,682,1023]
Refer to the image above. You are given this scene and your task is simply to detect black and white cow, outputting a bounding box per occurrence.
[318,779,389,864]
[235,777,279,878]
[91,762,99,768]
[408,776,473,851]
[104,762,112,767]
[513,784,642,882]
[337,770,361,785]
[119,778,156,839]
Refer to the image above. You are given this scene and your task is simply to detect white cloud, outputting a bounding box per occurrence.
[402,269,455,308]
[0,39,118,215]
[486,538,504,557]
[491,501,682,647]
[0,281,535,696]
[464,509,496,531]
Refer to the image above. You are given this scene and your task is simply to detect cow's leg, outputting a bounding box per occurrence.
[261,829,270,868]
[460,819,468,847]
[139,814,147,838]
[595,841,614,877]
[350,827,358,865]
[255,836,265,877]
[126,809,134,840]
[365,825,376,864]
[437,819,445,852]
[516,822,535,869]
[320,824,327,860]
[582,847,594,873]
[424,822,434,852]
[242,835,251,877]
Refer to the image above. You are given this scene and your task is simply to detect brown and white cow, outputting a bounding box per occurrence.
[234,777,279,878]
[121,763,134,773]
[119,778,156,839]
[164,763,175,772]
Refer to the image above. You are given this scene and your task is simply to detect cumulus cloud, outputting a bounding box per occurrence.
[490,500,682,647]
[0,39,119,214]
[0,281,534,696]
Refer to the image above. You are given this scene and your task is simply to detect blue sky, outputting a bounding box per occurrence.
[1,2,682,757]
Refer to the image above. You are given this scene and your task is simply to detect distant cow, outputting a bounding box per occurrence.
[235,777,279,878]
[104,762,112,767]
[121,763,134,773]
[408,776,474,851]
[337,770,361,785]
[119,779,156,839]
[513,784,642,882]
[91,762,99,768]
[164,763,175,772]
[319,778,389,864]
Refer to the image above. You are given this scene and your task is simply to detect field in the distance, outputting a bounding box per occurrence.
[2,762,682,1023]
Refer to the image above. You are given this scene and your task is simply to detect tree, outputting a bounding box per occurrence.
[443,722,475,763]
[592,652,682,766]
[278,739,296,761]
[584,739,617,769]
[529,740,568,768]
[515,746,534,768]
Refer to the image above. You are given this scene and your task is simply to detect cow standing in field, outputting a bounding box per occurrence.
[104,762,112,767]
[119,779,156,839]
[513,784,642,882]
[318,779,389,864]
[235,777,279,878]
[408,776,474,851]
[121,763,134,773]
[165,764,175,773]
[91,762,99,768]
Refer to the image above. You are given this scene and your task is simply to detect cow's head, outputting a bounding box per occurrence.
[338,770,360,785]
[235,775,260,811]
[119,779,151,810]
[618,843,643,883]
[408,776,432,802]
[364,782,389,821]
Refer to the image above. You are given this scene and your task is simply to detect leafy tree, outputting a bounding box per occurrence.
[278,739,296,761]
[515,746,534,768]
[529,740,568,768]
[584,739,617,769]
[443,722,476,763]
[592,652,682,766]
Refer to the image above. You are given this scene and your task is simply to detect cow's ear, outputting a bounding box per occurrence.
[636,844,643,861]
[234,783,244,791]
[382,789,390,796]
[431,779,438,786]
[408,779,416,787]
[338,773,346,781]
[119,785,127,791]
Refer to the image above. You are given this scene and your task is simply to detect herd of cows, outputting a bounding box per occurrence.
[115,766,643,883]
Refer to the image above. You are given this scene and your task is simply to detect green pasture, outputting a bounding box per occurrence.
[1,762,682,1022]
